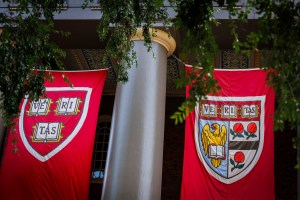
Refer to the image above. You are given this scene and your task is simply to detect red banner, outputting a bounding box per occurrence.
[0,69,107,200]
[181,67,275,200]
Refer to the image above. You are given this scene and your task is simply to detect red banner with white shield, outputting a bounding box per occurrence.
[0,69,107,200]
[181,67,275,200]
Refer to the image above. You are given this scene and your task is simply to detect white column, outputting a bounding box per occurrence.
[102,29,175,200]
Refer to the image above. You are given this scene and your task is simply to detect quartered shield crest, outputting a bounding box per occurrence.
[19,87,92,162]
[195,96,265,184]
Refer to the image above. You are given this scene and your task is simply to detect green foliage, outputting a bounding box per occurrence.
[0,1,299,157]
[0,0,67,126]
[169,0,221,122]
[224,0,300,131]
[258,0,300,131]
[97,0,169,83]
[169,0,300,166]
[169,0,300,136]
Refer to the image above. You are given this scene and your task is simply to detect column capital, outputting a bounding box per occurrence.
[131,28,176,56]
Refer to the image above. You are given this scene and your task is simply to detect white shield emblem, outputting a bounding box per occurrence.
[19,87,92,162]
[195,96,265,184]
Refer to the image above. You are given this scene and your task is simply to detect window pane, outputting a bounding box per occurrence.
[90,115,111,183]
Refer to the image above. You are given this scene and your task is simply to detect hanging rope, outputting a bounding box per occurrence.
[171,54,188,67]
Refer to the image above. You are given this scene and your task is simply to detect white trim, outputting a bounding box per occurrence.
[19,87,92,162]
[194,95,266,184]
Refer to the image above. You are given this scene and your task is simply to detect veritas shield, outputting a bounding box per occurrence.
[195,96,265,184]
[19,87,92,162]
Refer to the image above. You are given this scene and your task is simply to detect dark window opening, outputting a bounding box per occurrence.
[90,115,111,183]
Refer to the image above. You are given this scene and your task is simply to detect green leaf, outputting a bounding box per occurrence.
[182,112,186,120]
[175,118,178,125]
[237,163,245,169]
[12,147,19,153]
[170,114,177,119]
[230,158,235,166]
[230,129,235,135]
[178,106,185,112]
[178,115,183,124]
